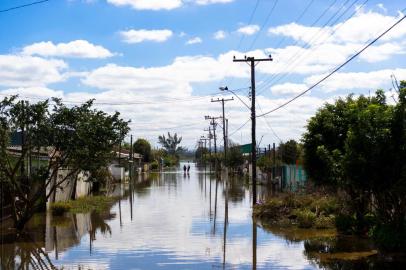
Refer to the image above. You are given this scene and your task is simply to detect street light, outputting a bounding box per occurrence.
[219,86,250,110]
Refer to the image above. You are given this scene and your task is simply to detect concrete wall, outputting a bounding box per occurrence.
[47,169,91,204]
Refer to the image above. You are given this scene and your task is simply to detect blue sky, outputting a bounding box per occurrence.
[1,0,406,147]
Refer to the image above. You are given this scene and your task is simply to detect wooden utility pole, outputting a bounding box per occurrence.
[211,97,234,164]
[233,55,273,206]
[205,116,221,171]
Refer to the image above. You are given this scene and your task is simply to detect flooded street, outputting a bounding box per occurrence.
[0,162,395,269]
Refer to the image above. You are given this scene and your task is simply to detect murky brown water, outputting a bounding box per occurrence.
[1,162,405,269]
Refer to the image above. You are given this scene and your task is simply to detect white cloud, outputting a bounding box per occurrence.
[21,40,114,59]
[186,37,202,45]
[213,30,226,40]
[237,25,260,36]
[0,55,67,88]
[107,0,182,10]
[107,0,234,10]
[377,3,387,13]
[195,0,234,5]
[268,10,406,45]
[120,29,173,43]
[271,83,308,95]
[305,68,406,92]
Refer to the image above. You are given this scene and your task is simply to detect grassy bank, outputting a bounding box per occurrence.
[253,193,340,229]
[50,195,120,216]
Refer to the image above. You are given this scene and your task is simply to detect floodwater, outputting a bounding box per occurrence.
[1,162,404,269]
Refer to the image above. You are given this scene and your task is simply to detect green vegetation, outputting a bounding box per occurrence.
[133,138,152,162]
[50,202,71,216]
[0,96,129,230]
[154,132,186,167]
[50,196,120,215]
[254,193,339,230]
[257,139,303,171]
[302,81,406,251]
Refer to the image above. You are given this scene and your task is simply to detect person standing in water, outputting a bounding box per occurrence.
[183,164,187,173]
[187,162,190,173]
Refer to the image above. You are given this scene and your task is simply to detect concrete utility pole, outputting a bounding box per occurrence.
[211,97,234,163]
[233,55,273,206]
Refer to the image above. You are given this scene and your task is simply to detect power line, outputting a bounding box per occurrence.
[257,101,282,142]
[246,0,279,52]
[272,0,316,49]
[257,0,368,94]
[0,0,50,13]
[228,118,250,137]
[257,0,364,95]
[0,92,224,105]
[257,9,406,117]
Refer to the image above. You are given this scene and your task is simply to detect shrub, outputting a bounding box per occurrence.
[50,202,71,216]
[370,224,406,252]
[335,213,356,234]
[296,209,317,228]
[310,196,338,215]
[315,215,335,229]
[150,160,159,170]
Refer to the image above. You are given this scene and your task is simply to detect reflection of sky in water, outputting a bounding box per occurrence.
[50,163,317,270]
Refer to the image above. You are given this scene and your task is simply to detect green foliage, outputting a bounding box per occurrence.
[133,138,152,162]
[302,85,406,248]
[50,202,71,216]
[314,215,335,229]
[310,196,339,215]
[370,224,406,252]
[0,96,129,230]
[163,155,177,167]
[195,146,209,160]
[225,143,244,169]
[279,139,301,164]
[150,160,159,170]
[158,132,185,156]
[254,192,339,230]
[50,196,120,214]
[295,209,317,228]
[335,214,357,234]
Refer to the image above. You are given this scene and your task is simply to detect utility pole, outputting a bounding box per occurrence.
[205,116,221,171]
[233,55,273,205]
[211,97,234,164]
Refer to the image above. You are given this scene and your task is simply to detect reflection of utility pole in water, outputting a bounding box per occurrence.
[213,177,219,234]
[222,173,229,269]
[209,174,212,220]
[119,197,123,227]
[252,219,257,270]
[129,135,134,221]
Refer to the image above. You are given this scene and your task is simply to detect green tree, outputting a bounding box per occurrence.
[278,139,301,164]
[158,132,185,156]
[133,138,152,162]
[303,85,406,250]
[225,143,244,170]
[0,97,129,230]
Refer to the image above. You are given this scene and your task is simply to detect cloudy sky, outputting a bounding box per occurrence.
[1,0,406,148]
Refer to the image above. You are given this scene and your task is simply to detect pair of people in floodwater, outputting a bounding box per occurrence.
[183,162,190,174]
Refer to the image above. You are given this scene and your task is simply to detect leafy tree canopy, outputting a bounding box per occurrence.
[133,138,152,162]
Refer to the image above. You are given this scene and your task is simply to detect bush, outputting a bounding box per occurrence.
[315,215,335,229]
[50,202,71,216]
[150,160,159,170]
[296,209,317,228]
[310,196,338,215]
[370,224,406,252]
[335,213,356,234]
